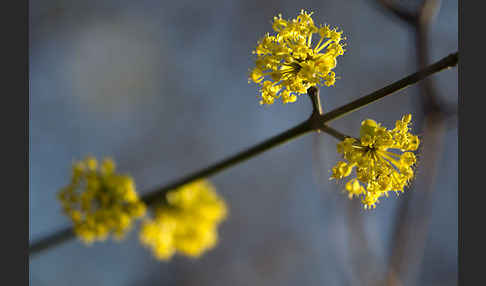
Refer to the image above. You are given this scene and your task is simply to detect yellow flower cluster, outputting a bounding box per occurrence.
[331,115,420,209]
[58,157,146,244]
[139,180,227,260]
[249,10,346,105]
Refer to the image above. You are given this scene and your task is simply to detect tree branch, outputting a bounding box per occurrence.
[29,51,458,257]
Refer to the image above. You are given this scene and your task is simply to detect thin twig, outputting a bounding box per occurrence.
[141,120,314,206]
[377,1,453,285]
[29,120,314,257]
[29,227,74,255]
[376,0,418,25]
[318,51,457,124]
[29,51,458,257]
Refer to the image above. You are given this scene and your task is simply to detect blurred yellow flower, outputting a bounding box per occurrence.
[331,114,420,209]
[57,156,146,244]
[249,10,346,105]
[139,180,227,260]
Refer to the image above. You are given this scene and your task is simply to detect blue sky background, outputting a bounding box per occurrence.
[30,0,457,285]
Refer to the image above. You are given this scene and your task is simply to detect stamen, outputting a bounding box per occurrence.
[315,39,333,53]
[378,151,402,169]
[382,150,401,158]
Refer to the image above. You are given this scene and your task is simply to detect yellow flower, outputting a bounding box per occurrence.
[330,114,420,209]
[139,180,228,260]
[249,10,346,105]
[57,156,146,244]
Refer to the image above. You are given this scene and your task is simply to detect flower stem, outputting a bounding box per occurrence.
[319,125,350,141]
[29,51,458,257]
[307,86,323,116]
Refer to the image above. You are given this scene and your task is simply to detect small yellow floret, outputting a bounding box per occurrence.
[330,114,420,209]
[249,10,346,105]
[57,156,146,244]
[139,180,228,261]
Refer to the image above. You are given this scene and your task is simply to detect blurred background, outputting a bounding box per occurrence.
[29,0,457,285]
